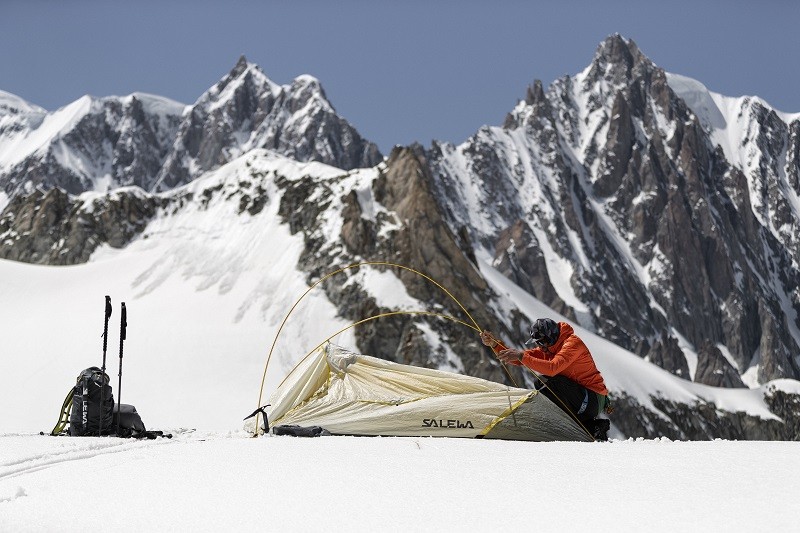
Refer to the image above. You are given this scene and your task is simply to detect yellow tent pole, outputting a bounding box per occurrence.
[255,262,483,427]
[272,310,479,393]
[253,310,480,436]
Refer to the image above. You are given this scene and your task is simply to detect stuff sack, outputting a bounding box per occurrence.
[113,403,146,436]
[272,425,331,437]
[69,367,115,436]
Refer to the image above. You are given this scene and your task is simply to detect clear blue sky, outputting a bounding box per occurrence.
[2,0,798,153]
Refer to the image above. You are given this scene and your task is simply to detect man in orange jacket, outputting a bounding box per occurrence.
[480,318,611,441]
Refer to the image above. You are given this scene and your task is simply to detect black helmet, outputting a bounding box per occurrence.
[525,318,560,348]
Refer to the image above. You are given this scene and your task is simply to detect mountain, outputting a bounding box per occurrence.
[0,91,184,197]
[0,56,382,199]
[152,56,382,191]
[1,36,799,440]
[423,35,800,388]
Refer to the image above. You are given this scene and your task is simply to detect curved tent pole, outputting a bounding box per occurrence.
[254,310,478,436]
[255,262,482,427]
[273,311,478,392]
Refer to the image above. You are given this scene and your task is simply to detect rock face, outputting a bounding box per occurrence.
[0,187,160,264]
[646,333,690,380]
[694,341,746,388]
[425,34,800,385]
[274,146,517,385]
[611,388,800,441]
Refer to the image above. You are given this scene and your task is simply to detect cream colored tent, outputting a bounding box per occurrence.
[265,343,592,442]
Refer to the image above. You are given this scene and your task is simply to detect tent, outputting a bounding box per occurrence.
[264,343,592,442]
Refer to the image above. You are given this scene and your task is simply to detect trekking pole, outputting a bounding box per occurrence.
[99,296,112,436]
[116,303,127,437]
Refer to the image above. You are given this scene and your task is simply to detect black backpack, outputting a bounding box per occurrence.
[69,367,115,436]
[61,367,164,438]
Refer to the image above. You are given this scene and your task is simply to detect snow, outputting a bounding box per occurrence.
[667,71,800,169]
[0,190,8,214]
[206,61,280,113]
[0,90,45,116]
[0,92,175,180]
[1,433,798,532]
[124,92,187,118]
[2,146,789,432]
[0,95,94,169]
[528,221,590,314]
[345,268,418,310]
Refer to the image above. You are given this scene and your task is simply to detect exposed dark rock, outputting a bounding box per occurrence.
[647,332,690,380]
[694,341,746,388]
[2,36,799,441]
[492,220,573,319]
[595,91,634,197]
[611,390,800,440]
[0,95,182,198]
[0,187,160,264]
[426,34,800,386]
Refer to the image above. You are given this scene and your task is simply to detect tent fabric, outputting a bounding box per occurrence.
[265,343,592,442]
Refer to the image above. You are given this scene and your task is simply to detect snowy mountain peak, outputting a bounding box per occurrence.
[0,90,185,196]
[0,90,46,116]
[2,36,800,441]
[426,34,800,389]
[204,56,280,110]
[151,57,381,191]
[591,34,648,71]
[122,92,187,115]
[288,74,333,112]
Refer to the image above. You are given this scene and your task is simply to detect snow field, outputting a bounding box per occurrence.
[1,433,798,532]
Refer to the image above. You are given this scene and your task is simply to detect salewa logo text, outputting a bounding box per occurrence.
[422,418,474,429]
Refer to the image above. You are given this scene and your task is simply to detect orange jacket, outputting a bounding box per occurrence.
[497,322,608,395]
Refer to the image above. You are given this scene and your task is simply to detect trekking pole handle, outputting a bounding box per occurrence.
[120,303,127,344]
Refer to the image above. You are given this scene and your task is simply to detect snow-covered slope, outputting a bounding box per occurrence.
[478,256,800,420]
[667,71,800,258]
[0,90,46,118]
[0,152,354,431]
[2,36,799,440]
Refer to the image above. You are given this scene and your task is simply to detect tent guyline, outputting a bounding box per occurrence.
[254,261,594,441]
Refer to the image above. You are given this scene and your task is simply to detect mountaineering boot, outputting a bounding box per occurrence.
[589,418,610,441]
